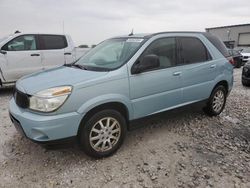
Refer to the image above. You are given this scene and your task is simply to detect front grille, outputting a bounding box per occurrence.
[14,88,29,108]
[243,56,249,59]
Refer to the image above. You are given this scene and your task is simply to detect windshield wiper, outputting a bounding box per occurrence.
[64,63,88,70]
[72,64,88,70]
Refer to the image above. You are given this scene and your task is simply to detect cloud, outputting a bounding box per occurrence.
[0,0,250,45]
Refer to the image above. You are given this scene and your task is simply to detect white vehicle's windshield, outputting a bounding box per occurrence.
[242,48,250,53]
[75,38,145,71]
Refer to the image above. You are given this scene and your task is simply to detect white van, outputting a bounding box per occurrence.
[0,33,87,86]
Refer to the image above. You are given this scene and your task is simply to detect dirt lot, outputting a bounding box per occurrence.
[0,68,249,188]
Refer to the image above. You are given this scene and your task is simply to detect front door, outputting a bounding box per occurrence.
[1,35,42,82]
[129,37,183,119]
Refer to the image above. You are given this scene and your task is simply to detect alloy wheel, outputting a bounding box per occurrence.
[89,117,121,152]
[212,90,225,113]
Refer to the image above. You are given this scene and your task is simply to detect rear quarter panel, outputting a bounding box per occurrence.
[200,34,234,94]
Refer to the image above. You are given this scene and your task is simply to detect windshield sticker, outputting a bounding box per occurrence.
[126,38,144,43]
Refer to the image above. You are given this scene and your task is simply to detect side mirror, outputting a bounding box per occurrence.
[0,50,7,55]
[132,54,160,74]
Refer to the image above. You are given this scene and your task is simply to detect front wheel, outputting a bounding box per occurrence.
[203,85,227,116]
[79,109,127,158]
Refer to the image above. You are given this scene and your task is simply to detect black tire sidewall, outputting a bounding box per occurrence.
[206,85,227,116]
[242,79,250,86]
[79,109,127,158]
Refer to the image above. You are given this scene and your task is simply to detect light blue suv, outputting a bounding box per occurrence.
[9,32,233,158]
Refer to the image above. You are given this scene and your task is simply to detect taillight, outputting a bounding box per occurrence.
[227,57,235,66]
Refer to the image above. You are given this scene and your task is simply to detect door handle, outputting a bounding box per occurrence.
[210,64,216,68]
[173,71,182,76]
[30,54,40,56]
[64,52,72,55]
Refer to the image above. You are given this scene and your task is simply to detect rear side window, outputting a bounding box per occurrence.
[178,37,211,64]
[40,35,67,50]
[203,33,230,57]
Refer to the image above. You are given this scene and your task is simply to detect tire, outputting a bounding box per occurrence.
[79,109,127,158]
[235,61,241,68]
[242,79,250,87]
[203,85,227,116]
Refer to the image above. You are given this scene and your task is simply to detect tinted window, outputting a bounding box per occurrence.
[3,35,37,51]
[40,35,67,50]
[141,37,176,68]
[203,33,230,57]
[179,37,211,64]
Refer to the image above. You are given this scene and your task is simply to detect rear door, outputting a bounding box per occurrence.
[39,35,73,70]
[0,34,42,82]
[177,36,216,103]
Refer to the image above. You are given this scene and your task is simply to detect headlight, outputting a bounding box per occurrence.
[29,86,72,112]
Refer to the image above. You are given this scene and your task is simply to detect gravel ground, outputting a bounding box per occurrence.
[0,68,249,188]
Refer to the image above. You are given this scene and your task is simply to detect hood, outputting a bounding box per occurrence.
[16,66,108,94]
[241,52,250,56]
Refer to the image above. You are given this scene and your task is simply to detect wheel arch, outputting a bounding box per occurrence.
[0,67,5,86]
[77,101,130,137]
[213,80,229,95]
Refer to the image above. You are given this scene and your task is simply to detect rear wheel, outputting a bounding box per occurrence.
[203,85,227,116]
[79,109,127,158]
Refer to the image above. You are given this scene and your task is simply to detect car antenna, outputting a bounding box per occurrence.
[14,30,21,34]
[128,29,134,36]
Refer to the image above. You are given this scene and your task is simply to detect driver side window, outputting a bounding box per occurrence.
[141,37,176,69]
[2,35,37,51]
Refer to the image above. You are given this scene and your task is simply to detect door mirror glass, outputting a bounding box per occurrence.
[132,54,160,74]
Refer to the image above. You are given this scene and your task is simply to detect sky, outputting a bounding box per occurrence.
[0,0,250,46]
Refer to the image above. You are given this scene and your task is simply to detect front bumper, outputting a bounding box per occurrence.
[9,98,83,142]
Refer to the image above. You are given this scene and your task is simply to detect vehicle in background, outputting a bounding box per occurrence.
[9,32,233,158]
[228,49,243,68]
[75,47,90,60]
[0,33,87,87]
[242,62,250,86]
[237,47,250,66]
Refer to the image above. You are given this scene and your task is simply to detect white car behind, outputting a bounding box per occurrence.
[0,33,88,87]
[240,48,250,65]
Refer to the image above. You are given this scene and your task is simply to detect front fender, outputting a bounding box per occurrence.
[77,94,133,120]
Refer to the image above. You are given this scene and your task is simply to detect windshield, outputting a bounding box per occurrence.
[75,38,145,71]
[242,48,250,53]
